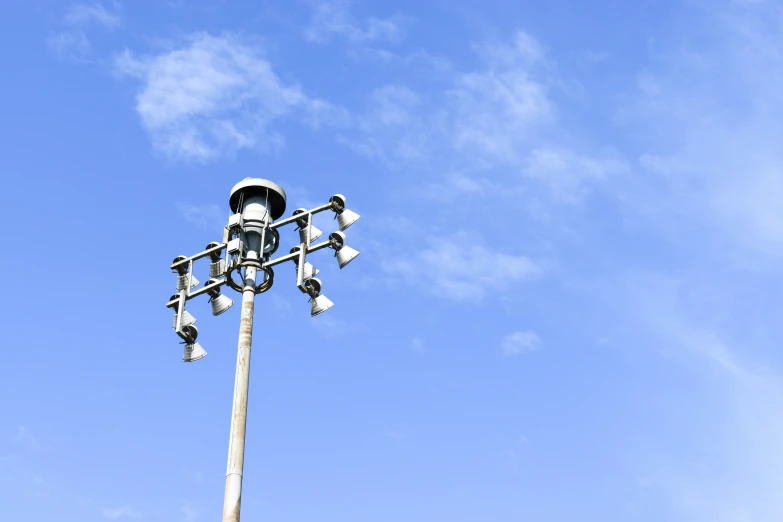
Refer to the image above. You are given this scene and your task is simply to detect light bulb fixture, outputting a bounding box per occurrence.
[302,261,319,280]
[168,294,197,329]
[205,278,234,316]
[335,245,360,269]
[329,231,360,269]
[290,247,320,281]
[207,242,226,278]
[310,294,334,317]
[330,194,360,231]
[173,255,199,289]
[293,208,322,243]
[303,277,333,317]
[299,224,322,244]
[181,324,207,362]
[337,209,360,231]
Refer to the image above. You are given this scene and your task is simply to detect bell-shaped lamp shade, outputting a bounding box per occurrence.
[210,294,234,316]
[176,274,200,290]
[337,208,360,231]
[181,325,207,362]
[209,259,226,278]
[310,294,334,317]
[183,341,207,362]
[205,278,234,316]
[336,246,360,269]
[172,310,197,329]
[301,261,320,280]
[298,224,323,244]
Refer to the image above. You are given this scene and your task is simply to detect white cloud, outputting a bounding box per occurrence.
[525,148,628,202]
[339,31,617,204]
[304,1,403,44]
[309,313,364,339]
[384,429,407,439]
[176,202,225,230]
[100,506,140,519]
[620,1,783,258]
[449,69,551,164]
[115,33,343,161]
[417,173,498,204]
[15,425,36,447]
[448,31,553,164]
[336,83,434,163]
[501,330,541,356]
[447,32,626,202]
[65,3,121,29]
[471,30,544,68]
[49,2,120,61]
[382,235,542,300]
[14,425,50,453]
[349,47,451,71]
[47,31,91,61]
[619,270,783,521]
[364,85,418,128]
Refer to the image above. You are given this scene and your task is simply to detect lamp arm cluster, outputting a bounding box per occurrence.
[164,186,360,360]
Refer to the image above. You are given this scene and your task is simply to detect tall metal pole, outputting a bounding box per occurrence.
[167,179,358,521]
[222,265,257,522]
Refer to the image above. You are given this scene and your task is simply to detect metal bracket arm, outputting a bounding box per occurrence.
[262,238,333,268]
[170,243,227,271]
[165,278,228,308]
[270,202,333,230]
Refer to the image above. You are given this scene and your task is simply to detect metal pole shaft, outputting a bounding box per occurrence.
[222,265,257,522]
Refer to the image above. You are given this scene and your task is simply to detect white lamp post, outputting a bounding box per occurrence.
[166,178,361,522]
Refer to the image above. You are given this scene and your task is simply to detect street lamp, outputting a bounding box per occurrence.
[165,178,360,522]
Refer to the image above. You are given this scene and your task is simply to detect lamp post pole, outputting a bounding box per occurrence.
[166,178,362,522]
[222,265,257,522]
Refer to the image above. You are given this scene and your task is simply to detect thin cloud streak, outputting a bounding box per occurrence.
[304,1,404,44]
[382,235,543,300]
[65,3,121,29]
[501,330,542,357]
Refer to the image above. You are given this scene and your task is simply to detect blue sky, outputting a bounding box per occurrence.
[2,1,783,521]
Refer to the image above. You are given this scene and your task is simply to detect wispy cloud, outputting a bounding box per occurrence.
[471,30,545,68]
[115,33,344,161]
[47,31,91,61]
[524,148,628,203]
[65,3,121,30]
[309,313,364,338]
[14,425,51,453]
[382,235,542,300]
[501,330,541,357]
[304,1,404,44]
[447,31,553,164]
[363,85,419,129]
[339,30,620,203]
[619,1,783,259]
[100,505,140,519]
[176,202,225,230]
[620,270,783,521]
[348,47,450,71]
[49,2,120,61]
[15,425,37,447]
[337,84,430,162]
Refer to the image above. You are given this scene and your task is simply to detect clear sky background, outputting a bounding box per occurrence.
[1,1,783,521]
